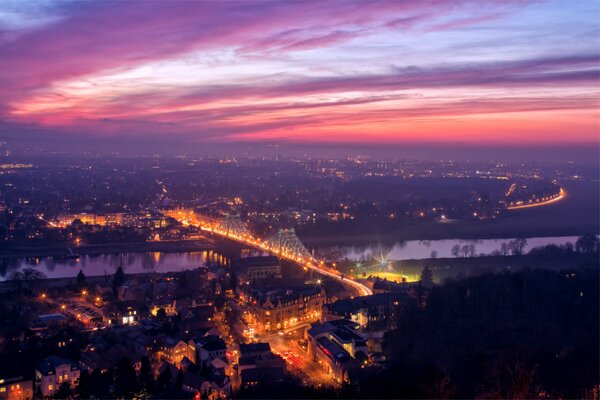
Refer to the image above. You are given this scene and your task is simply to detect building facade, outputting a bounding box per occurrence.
[306,319,367,384]
[0,377,33,400]
[35,356,80,397]
[247,287,325,333]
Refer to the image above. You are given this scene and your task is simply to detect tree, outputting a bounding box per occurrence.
[508,238,527,255]
[76,270,86,288]
[76,370,93,399]
[468,244,476,257]
[53,381,74,399]
[9,267,46,292]
[430,250,438,259]
[500,243,509,256]
[228,269,238,291]
[460,244,472,257]
[575,234,599,254]
[451,244,461,258]
[114,357,139,398]
[175,369,184,390]
[112,266,126,296]
[89,369,111,398]
[156,367,172,392]
[355,350,368,365]
[156,307,167,320]
[139,356,154,391]
[420,266,434,288]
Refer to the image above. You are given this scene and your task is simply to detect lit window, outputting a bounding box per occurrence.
[0,387,6,392]
[49,385,54,391]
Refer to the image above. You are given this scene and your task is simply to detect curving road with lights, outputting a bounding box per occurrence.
[507,188,566,210]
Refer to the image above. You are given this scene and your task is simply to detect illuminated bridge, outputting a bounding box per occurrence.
[194,214,372,296]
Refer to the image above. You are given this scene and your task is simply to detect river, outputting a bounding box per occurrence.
[0,250,230,281]
[309,235,583,262]
[0,235,583,280]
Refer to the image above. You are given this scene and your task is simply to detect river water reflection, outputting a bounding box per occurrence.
[0,250,229,280]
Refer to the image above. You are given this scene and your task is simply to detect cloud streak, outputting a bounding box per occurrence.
[0,0,598,145]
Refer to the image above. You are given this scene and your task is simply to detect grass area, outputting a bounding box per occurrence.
[356,270,420,283]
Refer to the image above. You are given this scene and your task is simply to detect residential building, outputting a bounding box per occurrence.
[196,335,227,366]
[35,356,80,397]
[306,319,367,383]
[153,335,197,367]
[237,343,286,388]
[326,292,409,329]
[245,287,325,333]
[235,256,281,282]
[0,376,33,400]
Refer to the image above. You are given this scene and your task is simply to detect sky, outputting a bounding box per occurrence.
[0,0,598,149]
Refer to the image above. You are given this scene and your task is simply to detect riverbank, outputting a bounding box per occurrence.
[370,252,599,283]
[0,237,237,258]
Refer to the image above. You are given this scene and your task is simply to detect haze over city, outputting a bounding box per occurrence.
[0,1,598,399]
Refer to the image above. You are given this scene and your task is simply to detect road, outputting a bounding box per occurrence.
[507,187,566,210]
[261,328,332,386]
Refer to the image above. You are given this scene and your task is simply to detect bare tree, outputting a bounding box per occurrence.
[508,238,527,255]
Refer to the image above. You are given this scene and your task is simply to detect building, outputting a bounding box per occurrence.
[153,335,197,367]
[235,256,281,282]
[35,356,80,397]
[150,300,177,317]
[246,287,325,333]
[306,319,367,383]
[237,343,286,388]
[196,335,227,366]
[0,376,33,400]
[238,342,272,361]
[326,292,409,329]
[110,300,145,325]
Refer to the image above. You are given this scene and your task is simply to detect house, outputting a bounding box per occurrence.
[152,335,197,367]
[36,313,67,328]
[181,373,207,394]
[238,342,272,361]
[245,287,325,333]
[183,319,219,337]
[306,319,367,383]
[180,304,214,321]
[235,256,282,282]
[326,292,409,329]
[79,343,139,373]
[150,300,177,317]
[237,342,286,388]
[110,300,145,325]
[0,375,33,400]
[240,359,286,388]
[196,335,227,366]
[35,356,80,397]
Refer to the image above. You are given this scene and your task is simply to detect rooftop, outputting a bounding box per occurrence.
[239,342,271,355]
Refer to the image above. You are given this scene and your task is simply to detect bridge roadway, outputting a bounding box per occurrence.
[200,226,372,296]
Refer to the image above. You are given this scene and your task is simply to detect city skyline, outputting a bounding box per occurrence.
[1,0,599,147]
